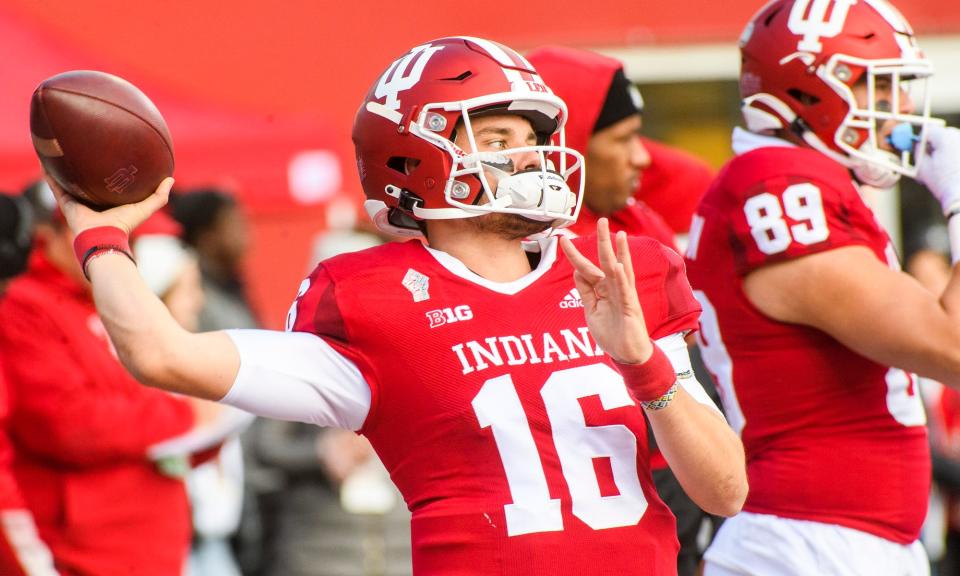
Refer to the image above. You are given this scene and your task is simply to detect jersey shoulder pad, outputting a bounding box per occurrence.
[570,235,700,338]
[287,240,428,339]
[629,238,701,339]
[710,147,877,274]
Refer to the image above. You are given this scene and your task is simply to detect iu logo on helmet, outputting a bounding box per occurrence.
[375,43,445,112]
[787,0,857,53]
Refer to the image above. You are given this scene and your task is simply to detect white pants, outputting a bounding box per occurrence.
[704,512,929,576]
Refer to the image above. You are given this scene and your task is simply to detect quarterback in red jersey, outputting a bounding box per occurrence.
[47,37,746,575]
[684,1,960,574]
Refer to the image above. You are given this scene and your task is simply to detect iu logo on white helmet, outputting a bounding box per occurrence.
[787,0,857,53]
[374,43,445,112]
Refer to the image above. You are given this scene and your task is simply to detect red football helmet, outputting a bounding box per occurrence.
[353,37,584,236]
[740,0,941,187]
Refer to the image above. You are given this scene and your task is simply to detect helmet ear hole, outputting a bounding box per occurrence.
[387,157,421,176]
[787,89,820,107]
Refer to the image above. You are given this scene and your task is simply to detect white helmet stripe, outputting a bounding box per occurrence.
[454,36,533,87]
[457,36,524,68]
[864,0,913,34]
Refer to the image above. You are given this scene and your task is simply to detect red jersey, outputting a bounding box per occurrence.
[289,236,700,575]
[684,144,929,544]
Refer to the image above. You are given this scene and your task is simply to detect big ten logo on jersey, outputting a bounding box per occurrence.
[788,0,857,53]
[426,305,474,328]
[375,43,444,112]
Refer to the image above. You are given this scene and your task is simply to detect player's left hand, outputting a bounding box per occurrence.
[559,218,654,364]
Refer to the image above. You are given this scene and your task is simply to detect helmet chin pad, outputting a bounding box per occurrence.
[491,169,577,222]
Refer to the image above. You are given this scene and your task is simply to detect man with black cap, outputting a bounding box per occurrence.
[527,46,723,576]
[527,46,714,250]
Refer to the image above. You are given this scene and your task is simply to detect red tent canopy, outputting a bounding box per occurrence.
[0,5,353,326]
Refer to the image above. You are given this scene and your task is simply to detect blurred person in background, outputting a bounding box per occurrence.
[132,212,252,576]
[632,140,715,240]
[171,188,259,331]
[685,0,960,573]
[170,187,268,573]
[0,190,58,575]
[0,182,196,575]
[527,46,676,248]
[528,46,723,576]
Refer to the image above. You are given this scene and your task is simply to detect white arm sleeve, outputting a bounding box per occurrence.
[221,329,372,431]
[654,332,723,415]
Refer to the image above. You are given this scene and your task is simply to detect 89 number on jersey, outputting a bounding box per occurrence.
[744,183,829,255]
[472,364,648,536]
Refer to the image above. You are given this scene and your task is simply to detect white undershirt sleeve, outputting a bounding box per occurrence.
[220,329,372,431]
[654,332,723,415]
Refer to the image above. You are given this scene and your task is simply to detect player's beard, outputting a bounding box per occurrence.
[465,212,553,240]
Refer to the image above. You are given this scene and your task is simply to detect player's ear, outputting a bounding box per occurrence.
[404,158,421,175]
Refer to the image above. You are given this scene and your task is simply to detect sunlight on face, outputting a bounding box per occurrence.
[585,114,648,215]
[851,75,916,151]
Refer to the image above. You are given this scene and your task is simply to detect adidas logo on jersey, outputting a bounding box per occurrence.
[559,288,583,309]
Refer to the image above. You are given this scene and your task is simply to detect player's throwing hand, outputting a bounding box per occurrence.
[49,175,174,236]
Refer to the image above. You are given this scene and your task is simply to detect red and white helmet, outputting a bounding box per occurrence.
[740,0,941,187]
[353,36,584,236]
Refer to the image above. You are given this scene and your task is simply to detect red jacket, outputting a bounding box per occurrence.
[0,357,58,576]
[0,253,195,576]
[637,138,715,234]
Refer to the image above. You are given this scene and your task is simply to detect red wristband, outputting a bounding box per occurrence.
[73,226,135,280]
[612,345,676,403]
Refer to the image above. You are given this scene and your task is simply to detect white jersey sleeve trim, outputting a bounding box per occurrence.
[0,509,59,576]
[654,332,723,415]
[221,330,371,431]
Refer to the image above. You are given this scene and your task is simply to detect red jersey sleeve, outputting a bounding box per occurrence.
[574,235,700,340]
[630,237,701,339]
[725,166,876,276]
[287,264,380,408]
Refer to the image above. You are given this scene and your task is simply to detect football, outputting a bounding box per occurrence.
[29,70,174,209]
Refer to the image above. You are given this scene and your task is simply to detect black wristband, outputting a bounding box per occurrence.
[80,245,136,280]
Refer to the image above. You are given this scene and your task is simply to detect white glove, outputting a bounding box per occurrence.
[916,125,960,217]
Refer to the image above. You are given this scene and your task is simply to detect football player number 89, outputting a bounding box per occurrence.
[472,363,648,537]
[744,183,829,255]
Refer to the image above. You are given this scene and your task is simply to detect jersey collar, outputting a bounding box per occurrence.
[423,235,559,295]
[731,126,796,156]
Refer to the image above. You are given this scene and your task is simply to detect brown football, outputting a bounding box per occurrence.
[29,70,174,209]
